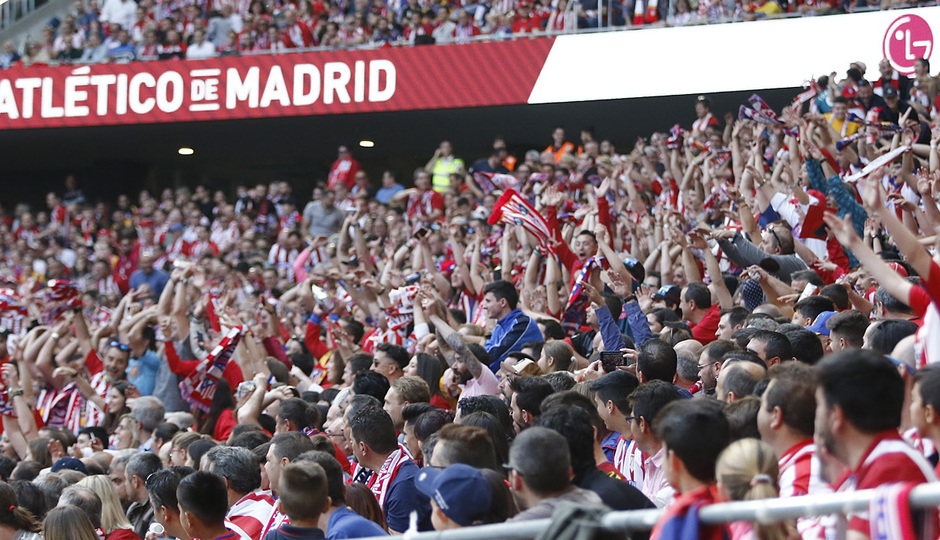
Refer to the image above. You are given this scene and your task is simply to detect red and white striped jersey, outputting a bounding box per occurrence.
[226,490,277,540]
[83,371,111,428]
[268,244,298,279]
[691,112,718,134]
[258,504,289,540]
[95,276,121,296]
[778,439,830,498]
[612,436,646,490]
[903,427,937,460]
[37,384,85,433]
[843,431,937,535]
[777,439,831,536]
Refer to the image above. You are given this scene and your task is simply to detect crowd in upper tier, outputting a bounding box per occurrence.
[0,58,938,540]
[0,0,889,67]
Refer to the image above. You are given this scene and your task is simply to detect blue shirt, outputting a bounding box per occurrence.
[484,308,543,372]
[266,524,326,540]
[128,268,170,298]
[327,506,388,539]
[375,184,405,205]
[383,461,432,533]
[127,349,161,396]
[601,430,621,463]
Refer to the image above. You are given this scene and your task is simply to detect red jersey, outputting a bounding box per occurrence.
[327,157,360,190]
[511,14,540,33]
[688,304,720,345]
[840,430,936,535]
[226,490,277,540]
[283,21,314,47]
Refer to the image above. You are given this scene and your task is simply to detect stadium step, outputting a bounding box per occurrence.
[0,0,73,51]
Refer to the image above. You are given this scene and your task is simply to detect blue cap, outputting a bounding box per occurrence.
[808,311,837,336]
[51,457,87,474]
[415,464,492,526]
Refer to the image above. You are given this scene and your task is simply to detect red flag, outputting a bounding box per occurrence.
[205,293,222,333]
[179,326,244,413]
[488,189,555,253]
[799,204,828,240]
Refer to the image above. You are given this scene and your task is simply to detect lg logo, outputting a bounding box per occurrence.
[884,14,933,76]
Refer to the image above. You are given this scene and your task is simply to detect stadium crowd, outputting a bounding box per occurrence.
[0,0,891,68]
[0,58,938,540]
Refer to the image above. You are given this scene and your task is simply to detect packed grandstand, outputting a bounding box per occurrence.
[3,1,940,537]
[0,0,880,67]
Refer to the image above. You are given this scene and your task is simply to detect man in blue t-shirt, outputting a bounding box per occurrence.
[348,407,431,533]
[295,451,389,538]
[127,328,161,396]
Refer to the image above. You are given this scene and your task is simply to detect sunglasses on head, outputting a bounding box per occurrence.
[109,341,130,352]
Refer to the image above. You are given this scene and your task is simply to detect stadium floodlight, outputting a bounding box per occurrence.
[359,140,374,148]
[178,147,194,155]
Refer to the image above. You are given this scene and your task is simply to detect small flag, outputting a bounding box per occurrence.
[179,326,244,413]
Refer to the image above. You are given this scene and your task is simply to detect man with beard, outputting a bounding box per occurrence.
[815,350,936,537]
[428,317,498,402]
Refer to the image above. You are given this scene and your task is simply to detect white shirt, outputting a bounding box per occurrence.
[186,40,217,59]
[100,0,138,32]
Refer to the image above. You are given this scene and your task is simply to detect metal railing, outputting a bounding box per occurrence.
[359,482,940,540]
[0,0,43,30]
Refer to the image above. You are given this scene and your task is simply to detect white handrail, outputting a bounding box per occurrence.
[360,482,940,540]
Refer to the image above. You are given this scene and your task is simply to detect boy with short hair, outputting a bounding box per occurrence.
[649,398,730,540]
[266,461,332,539]
[177,471,235,540]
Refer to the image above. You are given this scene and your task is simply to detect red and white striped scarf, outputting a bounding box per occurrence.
[363,446,412,507]
[180,327,244,413]
[488,189,555,254]
[37,383,85,433]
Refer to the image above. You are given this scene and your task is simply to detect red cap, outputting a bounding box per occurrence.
[887,262,908,277]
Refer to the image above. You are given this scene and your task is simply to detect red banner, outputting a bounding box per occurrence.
[0,38,554,129]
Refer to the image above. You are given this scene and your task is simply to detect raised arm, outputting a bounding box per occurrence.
[430,315,485,379]
[696,235,733,310]
[862,172,933,277]
[72,308,95,361]
[36,322,68,390]
[823,211,915,306]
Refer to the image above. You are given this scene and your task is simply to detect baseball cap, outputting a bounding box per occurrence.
[415,464,492,527]
[652,285,681,305]
[51,457,88,474]
[883,85,899,99]
[512,359,542,377]
[808,311,837,336]
[623,257,646,286]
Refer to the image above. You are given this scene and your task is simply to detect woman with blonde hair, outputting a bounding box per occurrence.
[77,475,136,539]
[42,505,99,540]
[111,414,140,450]
[715,438,798,540]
